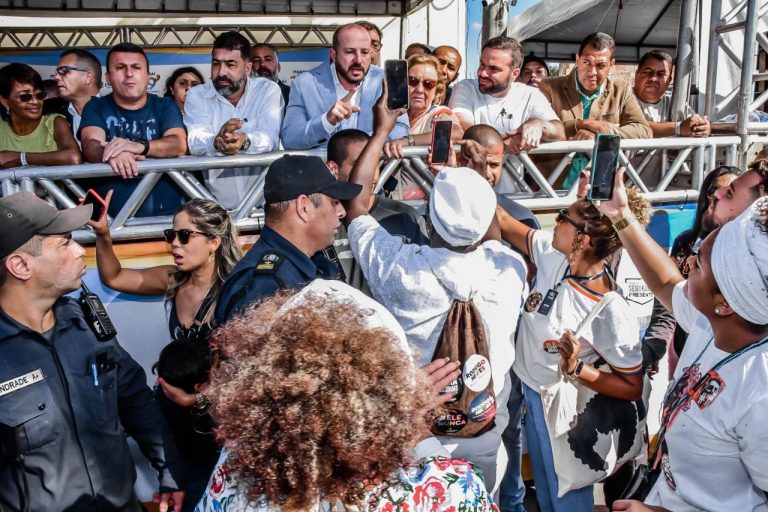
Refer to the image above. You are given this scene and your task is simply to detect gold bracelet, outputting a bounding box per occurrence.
[612,209,637,231]
[407,134,415,146]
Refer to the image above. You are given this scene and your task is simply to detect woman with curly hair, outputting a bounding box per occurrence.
[196,280,498,512]
[496,182,652,512]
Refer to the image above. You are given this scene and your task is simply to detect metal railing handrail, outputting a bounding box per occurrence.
[2,134,766,243]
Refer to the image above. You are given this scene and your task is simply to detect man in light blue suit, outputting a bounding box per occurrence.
[282,23,409,149]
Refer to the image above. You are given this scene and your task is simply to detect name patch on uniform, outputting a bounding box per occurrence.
[0,369,44,397]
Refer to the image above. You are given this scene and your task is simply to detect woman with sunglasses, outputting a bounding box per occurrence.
[496,187,652,511]
[91,193,243,347]
[383,54,462,198]
[0,63,82,169]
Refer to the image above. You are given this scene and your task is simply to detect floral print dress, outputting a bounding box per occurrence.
[195,450,498,512]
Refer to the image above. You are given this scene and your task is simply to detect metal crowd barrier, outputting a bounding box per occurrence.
[1,135,766,243]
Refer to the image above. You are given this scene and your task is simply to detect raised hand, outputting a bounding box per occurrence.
[326,87,361,126]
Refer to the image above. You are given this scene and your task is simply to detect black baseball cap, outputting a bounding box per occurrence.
[264,155,362,204]
[0,192,92,259]
[522,54,550,74]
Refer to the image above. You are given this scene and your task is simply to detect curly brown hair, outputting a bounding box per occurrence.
[207,291,428,510]
[572,188,652,261]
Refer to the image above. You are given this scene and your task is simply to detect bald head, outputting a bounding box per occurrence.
[434,45,462,85]
[462,124,505,188]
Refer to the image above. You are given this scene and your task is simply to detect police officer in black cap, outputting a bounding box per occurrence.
[215,154,362,323]
[0,192,183,512]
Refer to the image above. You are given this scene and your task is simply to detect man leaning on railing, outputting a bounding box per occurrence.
[79,42,188,218]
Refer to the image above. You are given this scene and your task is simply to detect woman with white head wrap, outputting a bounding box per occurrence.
[595,168,768,512]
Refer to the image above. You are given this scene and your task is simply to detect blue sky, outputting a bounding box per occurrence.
[464,0,540,78]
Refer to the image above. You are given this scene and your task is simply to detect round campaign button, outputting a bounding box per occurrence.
[468,390,496,423]
[434,409,468,434]
[542,339,560,354]
[463,354,491,392]
[524,291,543,312]
[440,374,464,404]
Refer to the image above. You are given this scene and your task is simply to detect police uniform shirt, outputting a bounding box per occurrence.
[215,225,340,323]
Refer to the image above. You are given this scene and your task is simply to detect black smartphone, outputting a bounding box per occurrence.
[82,188,107,222]
[431,120,453,164]
[588,134,621,201]
[385,59,409,110]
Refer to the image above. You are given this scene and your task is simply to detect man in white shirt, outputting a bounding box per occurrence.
[344,93,528,494]
[281,23,408,149]
[185,31,283,209]
[54,49,101,145]
[449,36,564,154]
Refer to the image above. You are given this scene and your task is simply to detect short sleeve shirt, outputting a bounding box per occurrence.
[448,80,559,133]
[79,93,184,141]
[645,282,768,511]
[513,229,642,391]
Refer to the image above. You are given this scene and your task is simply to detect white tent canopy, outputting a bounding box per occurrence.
[508,0,681,62]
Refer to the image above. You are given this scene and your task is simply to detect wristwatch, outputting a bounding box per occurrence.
[241,136,251,151]
[567,359,585,381]
[139,139,150,156]
[612,210,637,231]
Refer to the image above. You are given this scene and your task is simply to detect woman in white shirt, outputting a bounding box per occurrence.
[497,188,651,512]
[602,169,768,512]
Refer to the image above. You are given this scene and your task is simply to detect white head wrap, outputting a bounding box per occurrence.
[711,196,768,325]
[429,166,497,247]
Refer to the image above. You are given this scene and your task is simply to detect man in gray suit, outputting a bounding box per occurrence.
[281,23,409,149]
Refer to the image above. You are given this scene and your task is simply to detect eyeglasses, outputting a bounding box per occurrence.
[371,41,383,51]
[14,91,47,103]
[556,209,586,232]
[408,76,437,91]
[55,65,90,76]
[163,229,209,244]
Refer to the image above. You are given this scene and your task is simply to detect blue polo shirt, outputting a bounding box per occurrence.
[215,225,339,324]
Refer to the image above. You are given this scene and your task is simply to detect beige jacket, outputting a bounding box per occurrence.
[539,70,652,140]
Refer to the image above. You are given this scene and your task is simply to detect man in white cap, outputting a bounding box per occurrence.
[0,192,184,511]
[596,171,768,512]
[343,91,528,493]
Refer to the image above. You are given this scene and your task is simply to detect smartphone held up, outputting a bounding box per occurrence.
[82,189,108,222]
[385,59,409,110]
[587,133,621,201]
[430,120,453,165]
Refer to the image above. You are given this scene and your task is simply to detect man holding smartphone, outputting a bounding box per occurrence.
[281,23,408,149]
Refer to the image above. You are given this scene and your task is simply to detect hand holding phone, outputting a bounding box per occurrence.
[82,189,108,223]
[587,134,621,201]
[430,120,453,165]
[385,59,409,110]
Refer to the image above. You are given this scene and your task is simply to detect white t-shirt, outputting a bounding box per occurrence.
[645,281,768,511]
[448,80,559,133]
[513,229,642,391]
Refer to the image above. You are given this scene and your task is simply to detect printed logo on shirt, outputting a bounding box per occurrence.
[463,354,491,392]
[691,370,726,410]
[542,339,560,354]
[0,369,44,398]
[440,375,464,404]
[468,390,496,423]
[434,409,468,434]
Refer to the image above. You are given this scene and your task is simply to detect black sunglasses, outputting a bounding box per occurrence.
[15,91,47,103]
[163,229,209,244]
[55,65,90,76]
[556,208,586,232]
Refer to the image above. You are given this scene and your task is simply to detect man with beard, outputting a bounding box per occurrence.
[449,36,564,194]
[80,43,187,217]
[281,23,408,150]
[249,43,290,106]
[184,31,282,209]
